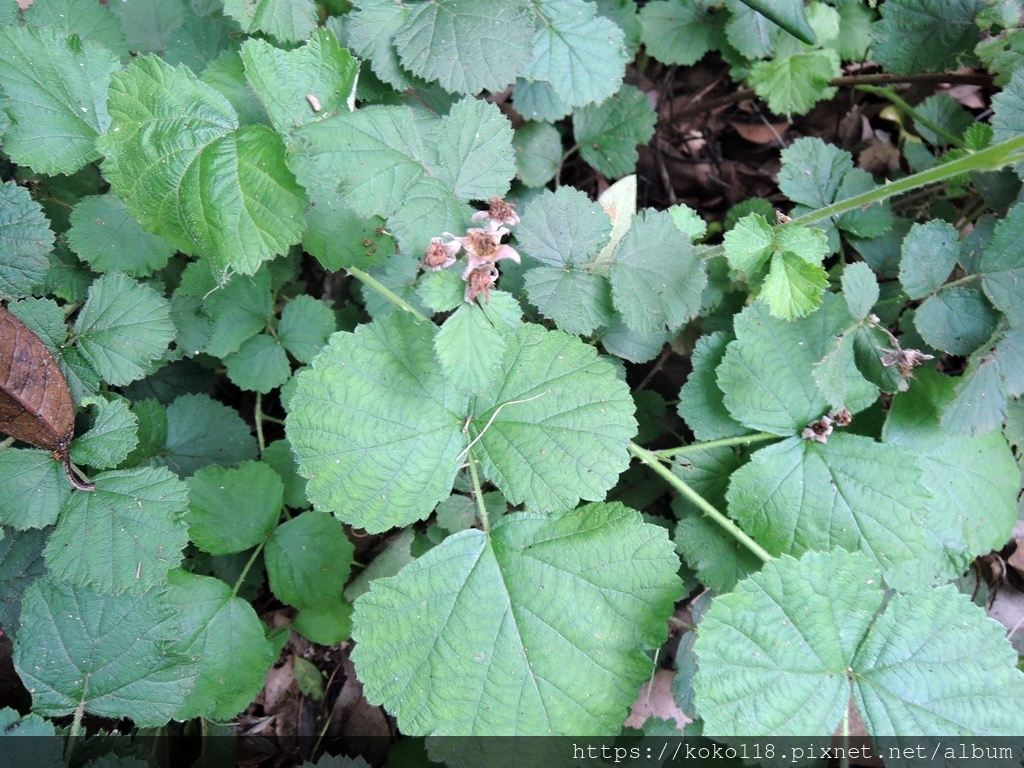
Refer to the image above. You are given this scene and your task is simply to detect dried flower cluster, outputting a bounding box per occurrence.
[801,407,852,444]
[868,314,935,392]
[422,197,521,303]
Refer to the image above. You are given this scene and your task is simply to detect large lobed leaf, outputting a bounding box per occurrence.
[352,503,681,735]
[694,549,1024,736]
[286,314,636,531]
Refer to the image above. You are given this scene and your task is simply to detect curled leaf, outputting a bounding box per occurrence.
[0,306,92,490]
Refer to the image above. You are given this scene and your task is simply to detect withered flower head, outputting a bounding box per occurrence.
[801,415,834,444]
[465,264,499,304]
[831,408,852,427]
[472,197,520,229]
[423,236,461,271]
[880,345,935,391]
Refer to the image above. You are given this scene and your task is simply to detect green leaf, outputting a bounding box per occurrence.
[161,393,258,478]
[513,121,562,187]
[186,461,284,555]
[733,0,816,45]
[14,579,197,725]
[417,268,466,314]
[677,332,750,442]
[573,84,656,179]
[525,0,629,109]
[45,467,189,594]
[942,328,1024,436]
[811,333,857,411]
[525,267,614,336]
[761,250,829,319]
[672,449,760,593]
[0,450,69,531]
[639,0,719,66]
[287,314,466,532]
[468,324,637,512]
[914,94,976,146]
[352,503,680,735]
[262,439,309,510]
[694,549,1024,736]
[67,193,176,277]
[343,0,427,92]
[834,169,895,239]
[516,187,612,268]
[883,368,1018,574]
[266,512,355,609]
[0,181,52,299]
[107,0,188,55]
[293,97,514,258]
[287,315,636,529]
[72,273,175,387]
[293,597,354,645]
[303,201,396,273]
[393,0,533,95]
[778,137,853,208]
[871,0,983,75]
[224,334,291,394]
[512,77,573,122]
[23,0,129,60]
[980,202,1024,326]
[915,287,1000,356]
[841,261,879,321]
[434,295,520,396]
[717,296,877,435]
[100,56,307,275]
[202,269,273,358]
[221,0,317,43]
[0,26,117,175]
[609,210,706,335]
[0,526,49,634]
[240,30,359,136]
[727,434,942,590]
[167,570,274,721]
[71,396,140,470]
[668,204,707,243]
[279,295,336,364]
[722,213,774,276]
[899,220,960,299]
[747,49,840,119]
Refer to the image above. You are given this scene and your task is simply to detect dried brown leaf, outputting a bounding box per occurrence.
[0,305,92,490]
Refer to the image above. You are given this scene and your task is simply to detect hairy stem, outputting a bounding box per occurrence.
[467,449,490,533]
[628,442,772,563]
[346,265,430,323]
[655,432,778,459]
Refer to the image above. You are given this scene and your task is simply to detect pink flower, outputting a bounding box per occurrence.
[464,263,500,303]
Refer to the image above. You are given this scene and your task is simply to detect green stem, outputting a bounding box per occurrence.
[628,442,772,563]
[698,133,1024,262]
[65,701,86,762]
[937,272,981,291]
[254,392,266,455]
[466,449,490,533]
[856,84,965,148]
[233,540,267,598]
[654,432,778,459]
[346,265,430,323]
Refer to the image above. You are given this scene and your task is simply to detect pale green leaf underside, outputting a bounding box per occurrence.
[287,314,636,529]
[14,578,197,726]
[352,503,680,735]
[727,433,942,591]
[717,296,877,434]
[694,549,1024,736]
[0,26,117,175]
[44,468,189,594]
[101,56,307,275]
